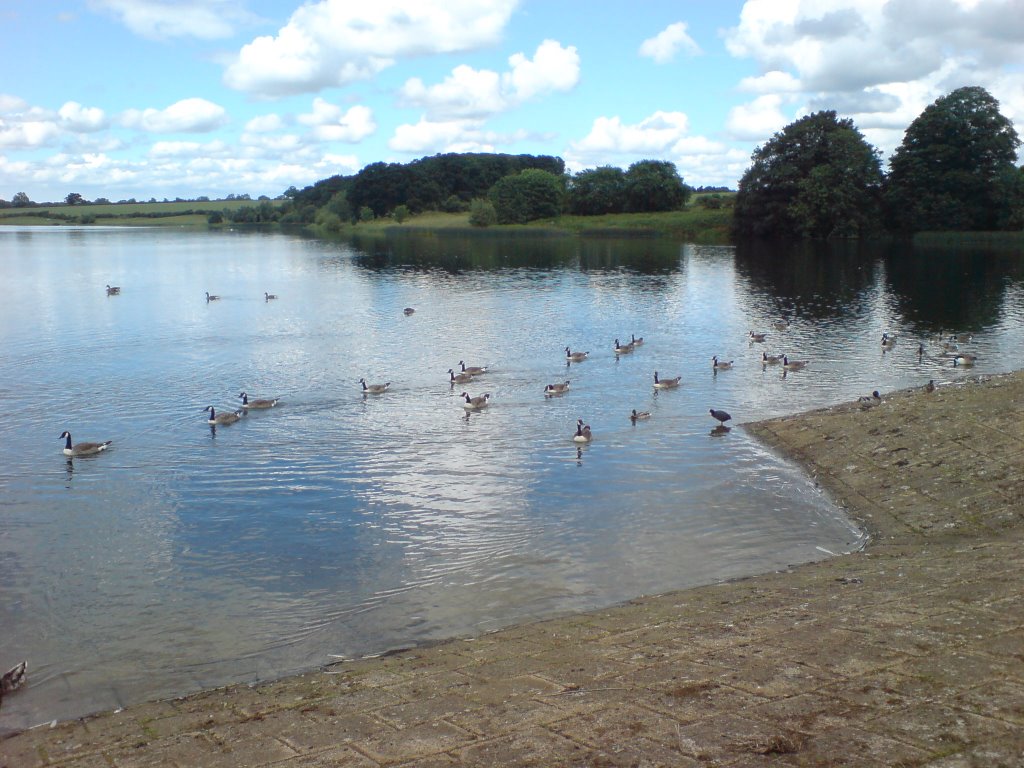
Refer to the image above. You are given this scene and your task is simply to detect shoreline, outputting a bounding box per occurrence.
[3,371,1023,765]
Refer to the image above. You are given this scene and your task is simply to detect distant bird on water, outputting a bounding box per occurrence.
[359,378,391,394]
[205,292,221,302]
[782,355,809,371]
[105,284,120,295]
[630,409,651,423]
[264,292,278,300]
[653,371,681,389]
[712,356,734,371]
[403,307,415,315]
[59,431,112,457]
[544,381,571,396]
[565,346,589,362]
[953,353,977,367]
[1,661,27,709]
[238,392,279,409]
[459,360,488,376]
[573,418,593,443]
[461,392,491,410]
[204,406,242,425]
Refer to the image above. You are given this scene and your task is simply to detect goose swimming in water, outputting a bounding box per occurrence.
[403,307,415,315]
[204,406,243,425]
[712,356,734,371]
[205,292,221,301]
[544,381,571,395]
[653,371,681,389]
[264,292,278,300]
[565,346,589,362]
[631,334,644,347]
[459,361,488,376]
[630,409,651,422]
[238,392,279,409]
[105,284,121,295]
[59,431,112,457]
[762,351,784,365]
[448,368,473,384]
[613,338,634,355]
[749,331,767,343]
[573,418,592,443]
[881,333,897,349]
[461,392,491,410]
[1,661,27,708]
[952,353,977,367]
[782,355,809,370]
[359,378,391,394]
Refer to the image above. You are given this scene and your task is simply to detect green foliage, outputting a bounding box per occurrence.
[12,192,31,207]
[488,169,564,224]
[65,192,84,206]
[734,111,883,239]
[468,198,497,227]
[623,160,690,213]
[207,211,224,224]
[359,206,375,222]
[566,166,627,215]
[884,86,1021,233]
[393,204,409,223]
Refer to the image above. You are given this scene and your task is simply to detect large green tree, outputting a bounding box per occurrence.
[566,166,627,215]
[488,169,564,224]
[734,111,883,239]
[883,86,1021,232]
[623,160,689,213]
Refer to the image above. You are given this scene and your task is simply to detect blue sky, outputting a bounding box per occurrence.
[2,0,1022,203]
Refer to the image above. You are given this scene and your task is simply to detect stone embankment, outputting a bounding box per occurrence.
[3,372,1022,766]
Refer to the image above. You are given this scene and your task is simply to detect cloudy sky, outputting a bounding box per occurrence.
[2,0,1022,203]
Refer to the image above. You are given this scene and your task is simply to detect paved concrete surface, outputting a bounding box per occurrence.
[2,372,1022,766]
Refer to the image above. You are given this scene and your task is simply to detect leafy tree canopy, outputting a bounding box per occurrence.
[884,86,1021,232]
[624,160,690,213]
[488,169,564,224]
[733,110,883,239]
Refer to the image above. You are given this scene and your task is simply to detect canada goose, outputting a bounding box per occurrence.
[565,346,589,362]
[782,355,808,370]
[712,356,734,370]
[917,343,925,357]
[459,360,488,376]
[613,338,634,354]
[631,334,644,346]
[204,406,243,425]
[573,418,592,443]
[925,379,936,393]
[264,292,278,300]
[1,661,27,706]
[105,284,121,295]
[403,307,415,315]
[653,371,681,389]
[630,409,651,422]
[461,391,491,410]
[238,392,279,409]
[950,332,973,343]
[359,378,391,394]
[773,320,790,331]
[544,380,571,395]
[952,353,977,367]
[59,431,112,457]
[749,331,767,343]
[205,292,221,301]
[881,333,897,349]
[762,351,785,365]
[858,391,882,407]
[448,368,473,384]
[709,408,732,426]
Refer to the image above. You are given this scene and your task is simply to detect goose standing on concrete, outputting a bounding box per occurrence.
[204,406,242,425]
[59,431,112,457]
[359,378,391,394]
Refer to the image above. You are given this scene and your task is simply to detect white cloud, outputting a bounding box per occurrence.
[638,22,701,63]
[725,94,790,142]
[0,119,60,148]
[224,0,519,96]
[569,111,691,158]
[0,94,28,112]
[121,98,228,133]
[389,118,484,153]
[737,70,802,94]
[398,39,579,120]
[245,114,285,133]
[91,0,252,40]
[297,99,377,142]
[58,102,108,132]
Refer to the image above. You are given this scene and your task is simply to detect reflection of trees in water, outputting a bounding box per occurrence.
[735,238,1023,334]
[734,239,880,322]
[345,231,685,275]
[883,242,1024,333]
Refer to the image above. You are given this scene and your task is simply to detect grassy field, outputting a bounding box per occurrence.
[0,199,272,226]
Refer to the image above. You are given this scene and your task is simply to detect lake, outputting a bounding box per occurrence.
[1,226,1021,731]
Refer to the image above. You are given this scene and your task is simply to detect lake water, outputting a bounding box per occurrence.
[1,226,1022,731]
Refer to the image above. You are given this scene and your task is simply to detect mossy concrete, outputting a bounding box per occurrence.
[3,372,1022,766]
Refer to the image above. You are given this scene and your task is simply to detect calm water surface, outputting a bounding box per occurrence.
[1,227,1022,730]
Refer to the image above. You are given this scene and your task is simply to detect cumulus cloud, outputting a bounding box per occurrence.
[245,114,286,133]
[58,102,108,132]
[398,40,579,120]
[121,98,228,133]
[638,22,701,63]
[296,99,377,142]
[569,111,692,159]
[91,0,253,40]
[725,94,790,142]
[224,0,519,96]
[0,119,60,149]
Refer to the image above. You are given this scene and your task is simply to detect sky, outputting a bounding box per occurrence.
[2,0,1022,204]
